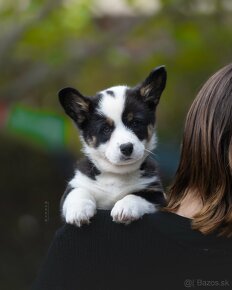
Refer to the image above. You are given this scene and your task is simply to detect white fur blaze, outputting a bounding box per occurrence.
[62,188,97,227]
[110,194,156,224]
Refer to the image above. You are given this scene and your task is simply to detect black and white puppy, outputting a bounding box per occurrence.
[59,66,167,226]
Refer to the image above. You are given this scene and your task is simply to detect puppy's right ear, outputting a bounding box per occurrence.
[58,87,90,125]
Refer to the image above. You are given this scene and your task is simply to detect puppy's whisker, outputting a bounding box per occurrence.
[144,149,157,159]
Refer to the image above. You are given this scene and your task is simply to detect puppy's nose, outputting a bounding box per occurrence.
[120,142,133,156]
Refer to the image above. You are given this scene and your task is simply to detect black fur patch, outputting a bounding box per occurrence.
[61,92,115,147]
[76,158,101,180]
[133,189,166,206]
[140,157,159,178]
[77,158,101,180]
[106,90,115,97]
[59,87,91,126]
[139,65,167,105]
[82,113,115,147]
[132,156,165,205]
[122,88,156,141]
[65,91,115,147]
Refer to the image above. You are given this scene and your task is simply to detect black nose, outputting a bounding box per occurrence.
[120,142,133,156]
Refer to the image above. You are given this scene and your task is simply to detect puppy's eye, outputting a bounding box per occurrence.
[102,125,112,134]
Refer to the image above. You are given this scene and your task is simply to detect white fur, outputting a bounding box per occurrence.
[63,171,157,225]
[62,188,96,226]
[98,86,127,123]
[69,170,158,209]
[111,194,156,224]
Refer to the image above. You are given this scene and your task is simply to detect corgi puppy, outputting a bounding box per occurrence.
[59,66,166,226]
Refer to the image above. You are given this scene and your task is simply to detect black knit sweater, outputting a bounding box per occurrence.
[32,211,232,290]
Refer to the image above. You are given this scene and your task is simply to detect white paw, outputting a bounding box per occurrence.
[62,189,96,227]
[111,194,156,224]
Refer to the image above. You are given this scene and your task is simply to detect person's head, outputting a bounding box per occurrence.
[165,63,232,237]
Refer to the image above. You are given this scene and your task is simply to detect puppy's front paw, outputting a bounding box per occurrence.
[63,189,97,227]
[64,199,96,227]
[111,195,156,224]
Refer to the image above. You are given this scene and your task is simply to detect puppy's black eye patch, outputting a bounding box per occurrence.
[97,118,115,143]
[83,115,115,147]
[94,117,114,134]
[126,115,147,127]
[122,93,155,141]
[125,118,150,140]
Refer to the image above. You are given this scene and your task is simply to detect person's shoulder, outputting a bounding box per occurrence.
[54,210,175,242]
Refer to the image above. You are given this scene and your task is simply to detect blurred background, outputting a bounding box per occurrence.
[1,0,232,289]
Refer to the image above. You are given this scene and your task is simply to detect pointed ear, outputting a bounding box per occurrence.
[138,66,167,106]
[58,87,90,126]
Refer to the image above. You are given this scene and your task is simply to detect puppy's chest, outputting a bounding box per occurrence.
[69,170,156,208]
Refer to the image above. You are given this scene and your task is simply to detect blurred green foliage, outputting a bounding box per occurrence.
[1,0,232,146]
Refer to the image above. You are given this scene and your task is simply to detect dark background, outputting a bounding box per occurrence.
[1,0,232,289]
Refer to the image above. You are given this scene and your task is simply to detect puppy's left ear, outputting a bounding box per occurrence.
[138,66,167,106]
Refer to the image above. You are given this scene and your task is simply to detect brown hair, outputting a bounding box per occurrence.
[165,64,232,237]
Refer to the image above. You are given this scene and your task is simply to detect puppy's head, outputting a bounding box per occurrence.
[59,66,166,174]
